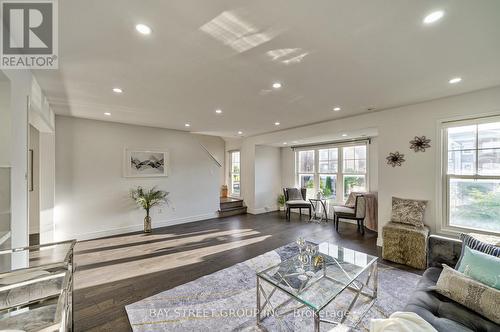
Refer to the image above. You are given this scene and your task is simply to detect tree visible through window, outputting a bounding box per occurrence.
[445,120,500,233]
[318,148,338,198]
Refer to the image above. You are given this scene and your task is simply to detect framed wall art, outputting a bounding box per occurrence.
[123,148,168,178]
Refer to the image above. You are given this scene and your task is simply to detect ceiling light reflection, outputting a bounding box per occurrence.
[267,48,309,64]
[282,52,309,65]
[267,48,299,60]
[200,11,280,53]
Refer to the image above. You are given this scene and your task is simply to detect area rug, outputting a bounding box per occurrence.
[126,242,421,331]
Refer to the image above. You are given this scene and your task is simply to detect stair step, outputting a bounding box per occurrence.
[218,206,247,218]
[220,201,243,209]
[220,197,244,209]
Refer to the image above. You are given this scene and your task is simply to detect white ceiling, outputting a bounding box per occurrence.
[34,0,500,138]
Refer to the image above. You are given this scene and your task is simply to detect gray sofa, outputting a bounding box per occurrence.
[404,235,499,331]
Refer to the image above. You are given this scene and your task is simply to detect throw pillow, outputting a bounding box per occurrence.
[390,197,427,226]
[456,246,500,290]
[436,264,500,324]
[468,233,500,247]
[286,188,303,201]
[345,192,357,207]
[455,233,500,269]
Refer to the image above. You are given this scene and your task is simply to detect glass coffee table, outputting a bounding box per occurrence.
[256,242,378,331]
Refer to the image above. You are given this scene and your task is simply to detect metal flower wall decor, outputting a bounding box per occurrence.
[410,136,432,152]
[386,151,405,167]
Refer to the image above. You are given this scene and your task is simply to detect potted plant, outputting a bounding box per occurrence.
[277,194,286,211]
[130,186,169,233]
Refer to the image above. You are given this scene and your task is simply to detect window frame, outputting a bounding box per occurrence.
[295,141,369,203]
[229,150,241,197]
[440,116,500,235]
[341,145,368,201]
[297,149,317,199]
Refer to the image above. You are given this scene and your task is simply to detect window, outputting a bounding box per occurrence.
[343,145,367,200]
[444,119,500,234]
[319,148,338,199]
[298,150,315,197]
[229,151,240,196]
[295,143,368,202]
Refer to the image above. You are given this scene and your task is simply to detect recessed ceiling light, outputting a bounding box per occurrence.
[104,112,111,116]
[333,107,341,112]
[283,142,288,145]
[342,133,348,137]
[184,123,191,127]
[215,109,223,114]
[274,122,280,126]
[423,10,444,24]
[136,24,152,35]
[112,87,123,94]
[448,77,462,84]
[272,82,282,89]
[237,131,243,135]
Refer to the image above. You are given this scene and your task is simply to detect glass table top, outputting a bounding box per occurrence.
[0,240,75,274]
[257,242,377,311]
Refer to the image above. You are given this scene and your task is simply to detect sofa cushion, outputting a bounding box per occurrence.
[456,246,500,289]
[456,233,500,269]
[467,233,500,247]
[436,265,500,324]
[405,267,499,331]
[391,197,427,226]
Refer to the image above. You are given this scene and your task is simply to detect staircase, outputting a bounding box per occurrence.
[218,197,247,218]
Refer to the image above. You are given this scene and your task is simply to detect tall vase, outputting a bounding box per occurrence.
[144,215,152,233]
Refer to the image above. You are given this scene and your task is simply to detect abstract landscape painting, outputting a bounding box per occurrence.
[124,149,168,177]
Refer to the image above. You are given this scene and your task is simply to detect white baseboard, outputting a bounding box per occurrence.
[65,212,218,242]
[247,206,279,215]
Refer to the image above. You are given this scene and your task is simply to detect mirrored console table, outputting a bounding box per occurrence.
[0,240,75,331]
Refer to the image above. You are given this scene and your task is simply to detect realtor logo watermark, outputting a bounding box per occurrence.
[0,0,58,69]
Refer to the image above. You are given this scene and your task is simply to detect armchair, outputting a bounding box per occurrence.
[283,188,311,221]
[332,194,367,234]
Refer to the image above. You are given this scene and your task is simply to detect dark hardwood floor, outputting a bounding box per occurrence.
[73,212,412,331]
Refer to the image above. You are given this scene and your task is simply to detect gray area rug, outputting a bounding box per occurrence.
[126,242,420,331]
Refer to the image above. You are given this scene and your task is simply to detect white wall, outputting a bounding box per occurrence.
[254,145,281,213]
[240,141,256,210]
[39,132,55,244]
[199,135,225,188]
[0,80,11,237]
[239,86,500,245]
[55,116,224,241]
[28,125,40,235]
[0,81,11,167]
[28,78,56,244]
[280,147,295,189]
[3,70,31,253]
